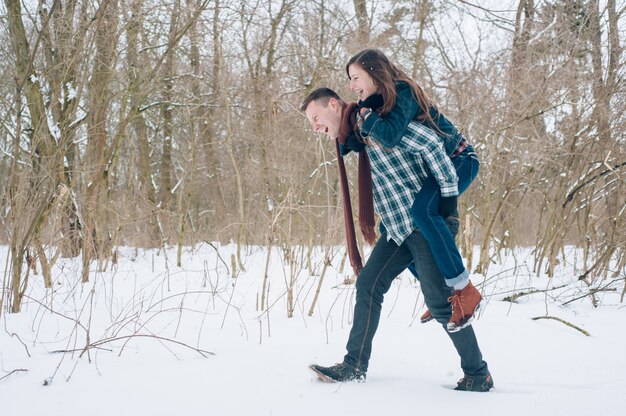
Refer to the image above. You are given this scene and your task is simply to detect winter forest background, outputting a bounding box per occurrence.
[0,0,624,315]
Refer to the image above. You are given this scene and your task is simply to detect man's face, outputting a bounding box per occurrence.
[305,98,342,139]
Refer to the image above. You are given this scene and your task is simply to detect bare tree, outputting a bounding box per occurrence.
[4,0,62,310]
[353,0,369,44]
[1,0,625,314]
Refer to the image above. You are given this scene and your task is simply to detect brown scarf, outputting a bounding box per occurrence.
[336,102,376,276]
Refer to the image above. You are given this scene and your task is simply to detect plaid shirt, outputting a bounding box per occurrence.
[364,121,458,245]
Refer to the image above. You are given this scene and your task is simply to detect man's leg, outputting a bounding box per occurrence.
[343,233,414,372]
[447,325,489,377]
[407,214,458,324]
[404,229,490,379]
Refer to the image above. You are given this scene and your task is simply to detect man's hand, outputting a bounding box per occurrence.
[438,196,458,219]
[339,134,366,156]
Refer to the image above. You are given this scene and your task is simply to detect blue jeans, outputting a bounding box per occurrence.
[343,220,489,376]
[410,146,479,285]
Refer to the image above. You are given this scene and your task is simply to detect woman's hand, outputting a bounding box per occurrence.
[358,93,384,111]
[438,196,458,219]
[356,108,372,130]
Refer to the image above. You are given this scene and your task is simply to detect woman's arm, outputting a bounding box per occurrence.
[359,82,421,148]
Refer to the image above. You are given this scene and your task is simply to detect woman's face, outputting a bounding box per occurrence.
[348,64,378,101]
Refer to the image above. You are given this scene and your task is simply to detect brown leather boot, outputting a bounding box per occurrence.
[447,281,483,332]
[420,309,434,323]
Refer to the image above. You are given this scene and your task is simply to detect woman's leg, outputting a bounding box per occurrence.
[454,151,479,195]
[411,176,468,286]
[411,149,479,286]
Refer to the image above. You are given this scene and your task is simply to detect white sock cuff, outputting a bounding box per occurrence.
[453,279,470,291]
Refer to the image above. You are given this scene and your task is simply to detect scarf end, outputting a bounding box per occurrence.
[361,225,377,246]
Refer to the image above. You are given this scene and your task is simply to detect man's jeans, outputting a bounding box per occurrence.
[343,222,489,377]
[410,147,479,286]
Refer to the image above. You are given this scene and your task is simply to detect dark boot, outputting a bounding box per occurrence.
[309,362,366,383]
[454,373,494,392]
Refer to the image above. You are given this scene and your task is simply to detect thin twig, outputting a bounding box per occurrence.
[562,288,617,306]
[22,294,88,332]
[146,290,225,312]
[203,241,230,273]
[563,161,626,208]
[50,346,113,353]
[0,368,28,382]
[502,284,568,302]
[51,334,214,358]
[531,316,590,336]
[5,331,32,357]
[4,313,32,357]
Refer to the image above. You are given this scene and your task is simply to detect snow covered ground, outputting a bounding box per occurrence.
[1,243,624,416]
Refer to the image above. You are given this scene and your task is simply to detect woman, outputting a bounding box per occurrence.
[347,48,481,332]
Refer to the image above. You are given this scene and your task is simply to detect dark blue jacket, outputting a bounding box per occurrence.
[359,81,465,156]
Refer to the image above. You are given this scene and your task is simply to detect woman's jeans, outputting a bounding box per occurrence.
[410,146,479,286]
[343,221,489,376]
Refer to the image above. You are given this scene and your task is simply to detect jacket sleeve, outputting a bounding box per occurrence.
[359,82,420,148]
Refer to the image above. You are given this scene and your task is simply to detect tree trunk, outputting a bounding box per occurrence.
[4,0,59,311]
[201,0,227,235]
[158,0,181,227]
[83,0,119,281]
[127,0,161,247]
[353,0,369,45]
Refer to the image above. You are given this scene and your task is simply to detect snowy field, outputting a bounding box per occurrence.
[1,243,625,416]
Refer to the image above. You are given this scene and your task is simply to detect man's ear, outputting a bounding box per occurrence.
[328,97,339,112]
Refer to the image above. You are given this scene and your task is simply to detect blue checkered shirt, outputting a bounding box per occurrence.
[364,121,458,245]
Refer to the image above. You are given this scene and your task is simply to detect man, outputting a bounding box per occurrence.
[300,88,493,392]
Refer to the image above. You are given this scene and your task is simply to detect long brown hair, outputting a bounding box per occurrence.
[346,48,440,127]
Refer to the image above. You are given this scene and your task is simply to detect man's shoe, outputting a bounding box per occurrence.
[454,373,494,392]
[420,309,434,323]
[309,362,366,383]
[447,281,482,333]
